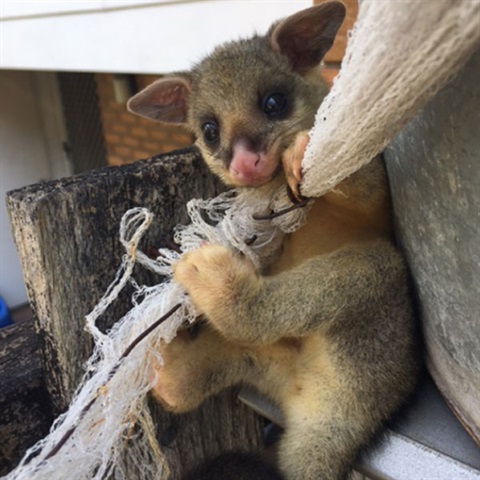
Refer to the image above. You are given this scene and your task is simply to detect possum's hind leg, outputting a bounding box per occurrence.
[150,322,246,412]
[279,398,371,480]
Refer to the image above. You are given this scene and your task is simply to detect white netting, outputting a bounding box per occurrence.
[301,0,480,198]
[5,1,480,478]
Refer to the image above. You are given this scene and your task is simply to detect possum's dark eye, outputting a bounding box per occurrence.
[262,93,288,118]
[202,121,219,144]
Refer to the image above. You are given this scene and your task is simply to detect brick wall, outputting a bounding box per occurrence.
[96,74,193,166]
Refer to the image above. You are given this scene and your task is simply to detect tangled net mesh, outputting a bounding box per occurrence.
[301,0,480,197]
[5,1,480,478]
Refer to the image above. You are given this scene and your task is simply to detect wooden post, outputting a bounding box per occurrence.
[6,148,263,477]
[0,318,53,475]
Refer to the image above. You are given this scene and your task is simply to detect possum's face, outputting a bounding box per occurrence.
[127,2,345,187]
[186,39,326,187]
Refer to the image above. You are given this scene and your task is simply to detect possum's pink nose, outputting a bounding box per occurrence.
[229,140,276,186]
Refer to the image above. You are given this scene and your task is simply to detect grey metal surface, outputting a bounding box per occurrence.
[383,47,480,441]
[393,380,480,471]
[357,430,480,480]
[238,387,285,425]
[357,377,480,479]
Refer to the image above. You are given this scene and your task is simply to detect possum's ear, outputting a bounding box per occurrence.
[127,75,191,124]
[269,1,346,74]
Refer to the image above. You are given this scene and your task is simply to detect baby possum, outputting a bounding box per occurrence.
[128,2,419,479]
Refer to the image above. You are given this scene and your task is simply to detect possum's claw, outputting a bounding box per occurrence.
[282,132,310,200]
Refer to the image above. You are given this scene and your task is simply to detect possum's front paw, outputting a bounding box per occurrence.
[173,244,261,337]
[282,131,310,200]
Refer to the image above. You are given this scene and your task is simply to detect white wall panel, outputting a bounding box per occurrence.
[0,1,311,74]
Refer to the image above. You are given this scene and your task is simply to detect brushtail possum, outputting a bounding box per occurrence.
[128,2,419,479]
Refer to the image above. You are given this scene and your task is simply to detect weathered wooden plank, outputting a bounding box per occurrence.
[5,147,264,478]
[0,318,53,475]
[6,148,211,410]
